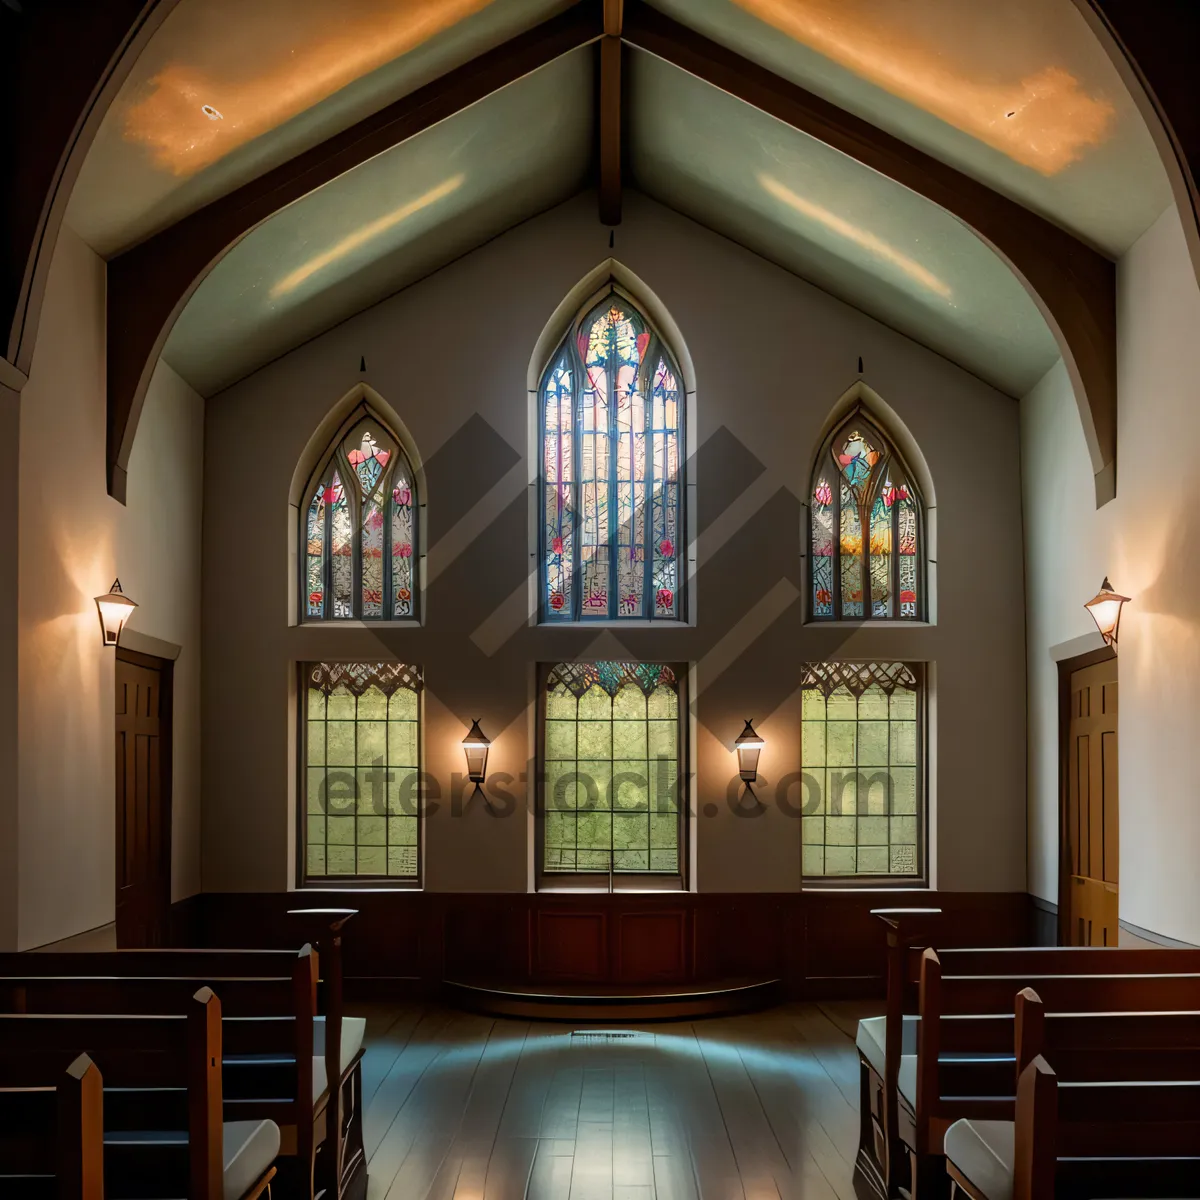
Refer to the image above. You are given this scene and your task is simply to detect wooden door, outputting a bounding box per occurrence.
[115,650,172,948]
[1064,657,1118,946]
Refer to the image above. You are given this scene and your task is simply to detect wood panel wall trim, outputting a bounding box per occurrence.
[621,0,1119,505]
[103,1,605,501]
[598,0,624,225]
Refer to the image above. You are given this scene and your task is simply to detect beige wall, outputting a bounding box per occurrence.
[15,224,204,950]
[1023,203,1200,945]
[202,192,1026,895]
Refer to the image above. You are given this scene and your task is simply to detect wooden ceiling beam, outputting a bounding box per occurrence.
[598,0,624,226]
[623,2,1119,505]
[105,2,603,502]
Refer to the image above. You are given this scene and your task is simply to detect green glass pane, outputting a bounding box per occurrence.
[826,687,856,720]
[612,683,647,720]
[357,721,386,765]
[858,816,888,846]
[582,761,612,808]
[307,768,327,815]
[801,722,825,768]
[306,723,326,766]
[307,688,326,720]
[861,770,891,815]
[647,720,676,758]
[327,816,355,845]
[353,768,380,815]
[388,721,418,768]
[326,722,355,766]
[826,816,856,846]
[357,846,386,874]
[649,848,678,872]
[545,683,577,720]
[389,687,418,721]
[307,845,327,875]
[827,768,857,816]
[577,849,609,871]
[546,762,585,811]
[802,815,825,850]
[646,684,677,719]
[858,721,888,766]
[327,846,356,874]
[826,721,856,767]
[613,720,646,759]
[389,815,418,846]
[358,815,386,846]
[576,811,612,853]
[800,688,826,721]
[890,844,918,874]
[613,813,648,850]
[649,813,676,848]
[307,815,326,846]
[357,686,387,720]
[890,768,917,814]
[614,849,650,871]
[890,816,917,846]
[577,720,612,759]
[650,761,679,813]
[891,721,917,765]
[387,769,420,816]
[802,844,824,876]
[612,763,650,811]
[323,770,357,816]
[388,845,418,876]
[578,684,611,720]
[857,846,888,874]
[803,771,827,815]
[327,688,356,720]
[544,720,577,761]
[890,687,917,720]
[858,686,888,720]
[824,845,856,874]
[544,813,574,853]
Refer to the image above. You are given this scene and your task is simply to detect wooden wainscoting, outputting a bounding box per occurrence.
[171,890,1035,1000]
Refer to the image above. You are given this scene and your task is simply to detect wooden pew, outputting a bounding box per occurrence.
[0,950,332,1197]
[1015,1056,1200,1199]
[945,988,1200,1199]
[0,1052,104,1199]
[905,951,1200,1196]
[0,989,277,1200]
[857,921,1200,1199]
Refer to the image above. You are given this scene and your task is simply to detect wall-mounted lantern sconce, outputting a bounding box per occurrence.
[1084,578,1130,648]
[94,579,137,647]
[735,719,764,789]
[462,720,491,792]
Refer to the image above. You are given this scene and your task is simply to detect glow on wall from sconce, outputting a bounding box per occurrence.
[270,174,465,297]
[732,0,1115,175]
[758,174,952,300]
[121,0,495,177]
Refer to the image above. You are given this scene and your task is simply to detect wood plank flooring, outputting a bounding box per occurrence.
[353,1000,870,1200]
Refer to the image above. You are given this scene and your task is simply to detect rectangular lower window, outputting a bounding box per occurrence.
[301,662,421,885]
[800,661,924,881]
[539,662,686,885]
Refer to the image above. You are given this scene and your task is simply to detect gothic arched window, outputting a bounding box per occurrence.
[539,290,685,622]
[302,412,418,621]
[809,408,923,620]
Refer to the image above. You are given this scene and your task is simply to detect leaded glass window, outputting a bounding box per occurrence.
[539,292,685,622]
[809,408,922,620]
[540,662,685,880]
[303,413,418,621]
[302,662,421,885]
[799,662,923,879]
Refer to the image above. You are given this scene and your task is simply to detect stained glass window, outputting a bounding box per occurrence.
[541,662,684,879]
[302,662,421,884]
[799,662,922,879]
[539,292,685,622]
[303,412,418,621]
[809,408,922,620]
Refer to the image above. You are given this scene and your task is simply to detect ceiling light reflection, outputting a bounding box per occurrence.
[758,173,952,299]
[734,0,1114,175]
[270,174,465,297]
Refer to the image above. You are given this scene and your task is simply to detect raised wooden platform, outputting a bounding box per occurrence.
[442,976,783,1021]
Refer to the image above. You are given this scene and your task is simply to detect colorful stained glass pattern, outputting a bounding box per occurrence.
[543,663,681,875]
[800,664,921,878]
[304,662,421,882]
[809,411,921,621]
[301,415,419,622]
[539,294,684,621]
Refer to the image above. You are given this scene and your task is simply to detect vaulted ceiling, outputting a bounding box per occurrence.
[64,0,1171,401]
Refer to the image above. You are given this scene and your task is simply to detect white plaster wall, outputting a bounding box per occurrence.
[1023,204,1200,944]
[201,191,1026,896]
[16,224,204,949]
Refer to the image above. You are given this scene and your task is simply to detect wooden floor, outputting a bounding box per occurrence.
[355,999,876,1200]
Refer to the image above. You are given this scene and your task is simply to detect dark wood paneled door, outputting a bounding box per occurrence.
[1063,655,1118,946]
[115,649,172,948]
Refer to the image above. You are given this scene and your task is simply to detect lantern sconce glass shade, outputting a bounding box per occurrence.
[734,718,764,784]
[462,719,491,784]
[94,579,138,647]
[1084,577,1130,648]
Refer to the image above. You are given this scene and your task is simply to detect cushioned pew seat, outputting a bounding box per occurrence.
[855,1014,919,1077]
[312,1014,367,1104]
[943,1119,1014,1200]
[106,1118,280,1200]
